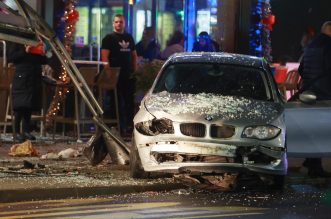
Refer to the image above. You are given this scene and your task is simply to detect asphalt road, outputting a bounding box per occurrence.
[1,180,331,219]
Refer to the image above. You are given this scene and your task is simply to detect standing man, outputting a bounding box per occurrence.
[101,14,137,136]
[299,21,331,177]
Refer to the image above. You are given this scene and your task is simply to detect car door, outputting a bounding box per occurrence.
[285,100,331,157]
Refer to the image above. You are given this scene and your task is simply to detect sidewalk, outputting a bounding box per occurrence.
[0,135,331,203]
[0,135,184,202]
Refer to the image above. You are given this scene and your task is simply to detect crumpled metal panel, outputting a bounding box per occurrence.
[103,132,130,165]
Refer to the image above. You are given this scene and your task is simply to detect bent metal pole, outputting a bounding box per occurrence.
[11,0,130,155]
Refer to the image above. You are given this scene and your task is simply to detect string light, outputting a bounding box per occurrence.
[249,0,273,62]
[45,0,79,129]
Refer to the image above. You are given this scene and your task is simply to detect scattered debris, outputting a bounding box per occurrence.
[23,160,35,169]
[202,173,238,189]
[174,173,238,190]
[174,188,192,195]
[22,160,46,169]
[40,152,60,160]
[40,148,80,160]
[8,140,38,157]
[37,163,46,169]
[174,174,201,185]
[58,148,80,159]
[83,133,108,166]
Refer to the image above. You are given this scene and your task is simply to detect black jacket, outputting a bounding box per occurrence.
[7,42,47,110]
[136,40,160,61]
[299,33,331,100]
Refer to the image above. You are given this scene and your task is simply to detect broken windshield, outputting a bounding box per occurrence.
[153,63,271,101]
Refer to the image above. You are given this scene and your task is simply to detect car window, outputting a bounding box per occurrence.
[153,63,271,101]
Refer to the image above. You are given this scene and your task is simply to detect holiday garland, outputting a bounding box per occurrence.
[249,0,275,62]
[45,0,79,129]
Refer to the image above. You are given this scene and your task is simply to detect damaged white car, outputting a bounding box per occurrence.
[131,52,287,189]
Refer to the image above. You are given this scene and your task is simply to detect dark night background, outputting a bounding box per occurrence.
[271,0,331,62]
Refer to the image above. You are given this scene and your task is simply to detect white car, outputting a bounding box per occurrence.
[131,52,287,189]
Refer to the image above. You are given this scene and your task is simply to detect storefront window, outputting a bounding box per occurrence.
[157,0,184,50]
[195,0,219,50]
[73,0,123,60]
[72,0,220,60]
[131,0,184,51]
[132,0,153,43]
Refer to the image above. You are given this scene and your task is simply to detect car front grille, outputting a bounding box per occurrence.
[180,123,206,137]
[210,124,235,138]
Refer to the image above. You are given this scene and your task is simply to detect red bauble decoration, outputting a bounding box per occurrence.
[262,14,275,25]
[67,9,79,22]
[267,14,275,25]
[261,14,275,30]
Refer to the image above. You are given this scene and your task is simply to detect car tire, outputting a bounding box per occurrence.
[130,138,149,179]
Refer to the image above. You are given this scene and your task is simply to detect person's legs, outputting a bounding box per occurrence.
[14,110,22,133]
[117,79,135,136]
[22,109,31,133]
[123,79,135,129]
[117,87,127,132]
[14,110,25,142]
[21,109,35,140]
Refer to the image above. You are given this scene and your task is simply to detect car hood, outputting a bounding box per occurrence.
[144,91,283,124]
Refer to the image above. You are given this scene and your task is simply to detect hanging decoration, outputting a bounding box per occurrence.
[262,14,275,30]
[261,0,274,62]
[249,0,275,62]
[249,0,263,58]
[45,0,79,129]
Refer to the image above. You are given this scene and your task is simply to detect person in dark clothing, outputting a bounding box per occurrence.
[159,30,185,60]
[298,27,316,62]
[7,41,48,142]
[192,31,217,52]
[298,21,331,177]
[211,39,220,52]
[101,14,137,136]
[136,27,160,61]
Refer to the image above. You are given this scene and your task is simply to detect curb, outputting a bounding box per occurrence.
[1,174,330,203]
[0,183,186,203]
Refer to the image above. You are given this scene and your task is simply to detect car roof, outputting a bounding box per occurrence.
[168,52,265,69]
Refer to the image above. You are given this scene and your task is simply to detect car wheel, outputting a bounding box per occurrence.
[130,138,149,179]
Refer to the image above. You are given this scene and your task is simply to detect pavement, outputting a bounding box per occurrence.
[0,133,331,203]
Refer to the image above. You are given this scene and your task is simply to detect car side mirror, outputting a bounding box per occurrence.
[299,91,316,104]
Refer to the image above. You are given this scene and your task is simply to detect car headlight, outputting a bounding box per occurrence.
[242,125,281,140]
[135,118,174,136]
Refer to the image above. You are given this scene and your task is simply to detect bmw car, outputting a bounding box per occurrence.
[131,52,287,189]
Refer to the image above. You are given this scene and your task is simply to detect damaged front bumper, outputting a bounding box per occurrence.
[137,140,287,176]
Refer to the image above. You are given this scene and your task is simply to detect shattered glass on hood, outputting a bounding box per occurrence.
[145,91,280,121]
